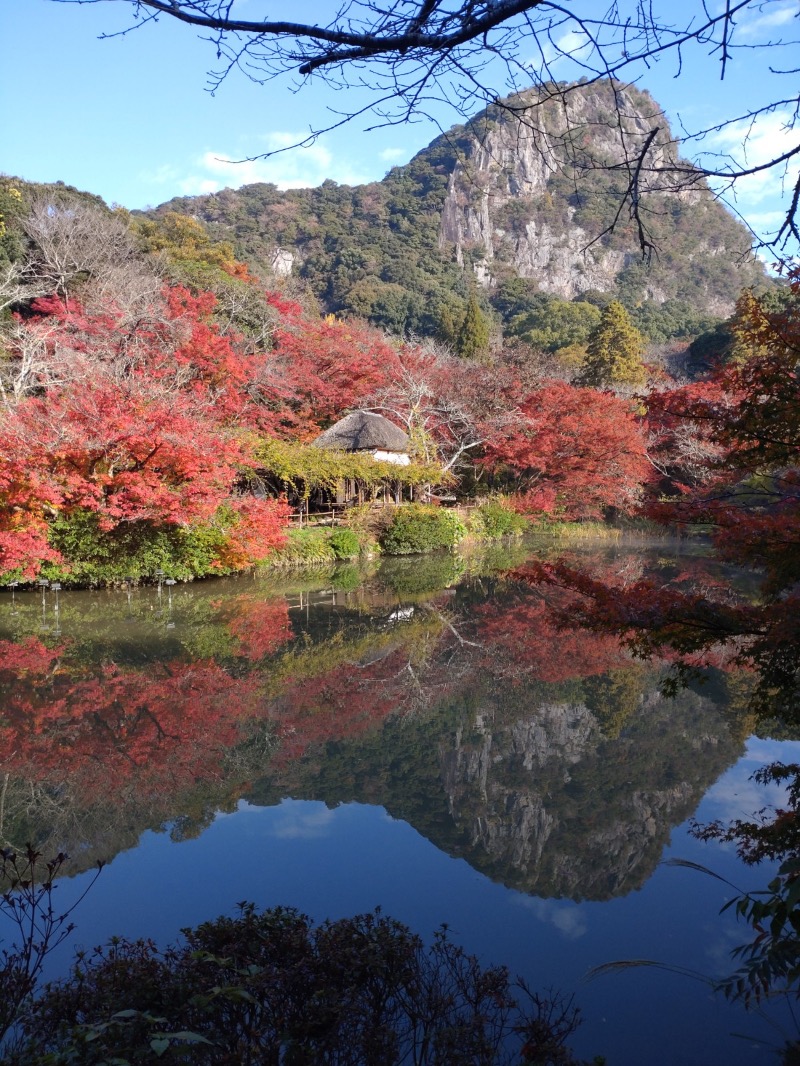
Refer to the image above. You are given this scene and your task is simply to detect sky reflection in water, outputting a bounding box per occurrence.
[1,545,797,1065]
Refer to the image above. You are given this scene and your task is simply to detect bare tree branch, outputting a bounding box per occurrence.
[51,0,800,257]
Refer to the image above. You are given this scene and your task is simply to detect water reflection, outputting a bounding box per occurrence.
[0,546,748,903]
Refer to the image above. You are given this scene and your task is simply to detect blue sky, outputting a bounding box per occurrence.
[3,1,798,249]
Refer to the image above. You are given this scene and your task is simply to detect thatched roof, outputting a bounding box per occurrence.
[312,411,410,454]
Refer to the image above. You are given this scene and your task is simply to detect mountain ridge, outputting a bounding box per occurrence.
[144,79,765,343]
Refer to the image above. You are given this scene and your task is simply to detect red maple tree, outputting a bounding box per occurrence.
[482,382,652,517]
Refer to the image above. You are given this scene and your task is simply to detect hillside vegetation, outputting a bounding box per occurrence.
[0,104,787,586]
[147,80,765,349]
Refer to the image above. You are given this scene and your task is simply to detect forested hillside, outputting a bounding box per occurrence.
[148,80,765,349]
[0,119,790,588]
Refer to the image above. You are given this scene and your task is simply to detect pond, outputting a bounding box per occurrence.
[1,540,797,1064]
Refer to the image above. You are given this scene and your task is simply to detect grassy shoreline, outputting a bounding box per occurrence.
[1,510,706,590]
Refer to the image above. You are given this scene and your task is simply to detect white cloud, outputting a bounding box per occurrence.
[514,896,588,940]
[380,147,408,163]
[699,109,800,232]
[254,799,338,839]
[737,2,798,38]
[526,27,594,73]
[703,738,800,824]
[743,208,791,228]
[554,29,593,61]
[142,133,372,199]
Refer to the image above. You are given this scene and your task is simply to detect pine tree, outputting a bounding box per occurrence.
[456,292,490,358]
[579,300,646,387]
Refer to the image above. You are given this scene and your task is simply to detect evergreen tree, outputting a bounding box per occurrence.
[579,300,646,387]
[436,299,466,349]
[456,292,490,358]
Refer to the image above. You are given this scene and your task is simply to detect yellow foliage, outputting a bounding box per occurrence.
[134,212,250,280]
[0,181,21,239]
[256,439,447,497]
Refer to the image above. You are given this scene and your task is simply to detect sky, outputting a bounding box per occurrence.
[2,0,798,253]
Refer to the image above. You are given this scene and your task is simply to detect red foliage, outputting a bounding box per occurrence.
[0,636,65,677]
[642,271,800,592]
[487,267,800,716]
[223,595,294,660]
[482,382,651,517]
[0,656,266,804]
[0,287,294,576]
[472,586,629,683]
[643,380,727,493]
[265,309,403,437]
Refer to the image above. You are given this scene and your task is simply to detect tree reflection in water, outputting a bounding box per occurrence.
[1,549,748,903]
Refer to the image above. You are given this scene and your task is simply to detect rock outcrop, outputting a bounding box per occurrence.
[437,82,756,313]
[429,682,742,900]
[146,80,764,335]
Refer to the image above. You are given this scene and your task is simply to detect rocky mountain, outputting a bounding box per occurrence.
[147,80,764,343]
[256,668,742,902]
[435,683,740,900]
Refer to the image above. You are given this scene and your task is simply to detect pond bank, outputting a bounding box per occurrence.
[1,507,708,590]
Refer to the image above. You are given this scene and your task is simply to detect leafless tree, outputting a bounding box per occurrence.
[0,314,87,409]
[0,259,53,316]
[54,0,800,259]
[205,274,278,352]
[1,201,163,319]
[0,194,220,398]
[365,342,517,473]
[23,198,139,299]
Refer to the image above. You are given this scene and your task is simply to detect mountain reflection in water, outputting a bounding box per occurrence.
[1,546,746,899]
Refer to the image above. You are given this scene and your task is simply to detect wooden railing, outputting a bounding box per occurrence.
[287,508,342,525]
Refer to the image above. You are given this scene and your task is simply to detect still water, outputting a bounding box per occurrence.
[1,542,796,1064]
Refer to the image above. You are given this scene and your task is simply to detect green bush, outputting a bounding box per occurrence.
[470,500,529,539]
[330,563,363,591]
[43,509,235,586]
[328,528,361,559]
[380,505,466,555]
[341,502,395,543]
[264,526,366,567]
[379,553,467,595]
[267,527,336,567]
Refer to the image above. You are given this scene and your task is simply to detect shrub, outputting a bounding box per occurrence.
[470,499,529,539]
[328,528,361,559]
[330,563,362,591]
[266,527,336,567]
[11,905,589,1066]
[43,510,236,585]
[379,553,467,595]
[341,502,395,543]
[380,505,466,555]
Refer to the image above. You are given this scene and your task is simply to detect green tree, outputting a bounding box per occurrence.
[0,181,25,268]
[509,296,601,352]
[436,296,467,349]
[579,300,646,388]
[456,292,490,358]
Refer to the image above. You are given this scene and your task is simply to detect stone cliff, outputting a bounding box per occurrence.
[437,82,755,313]
[437,686,740,900]
[147,80,764,337]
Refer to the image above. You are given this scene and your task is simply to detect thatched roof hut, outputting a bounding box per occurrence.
[312,411,411,462]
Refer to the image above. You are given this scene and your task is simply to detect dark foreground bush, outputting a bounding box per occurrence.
[380,504,466,555]
[10,905,592,1065]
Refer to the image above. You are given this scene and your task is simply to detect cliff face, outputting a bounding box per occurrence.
[436,82,757,314]
[255,665,742,903]
[147,81,763,337]
[436,687,739,900]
